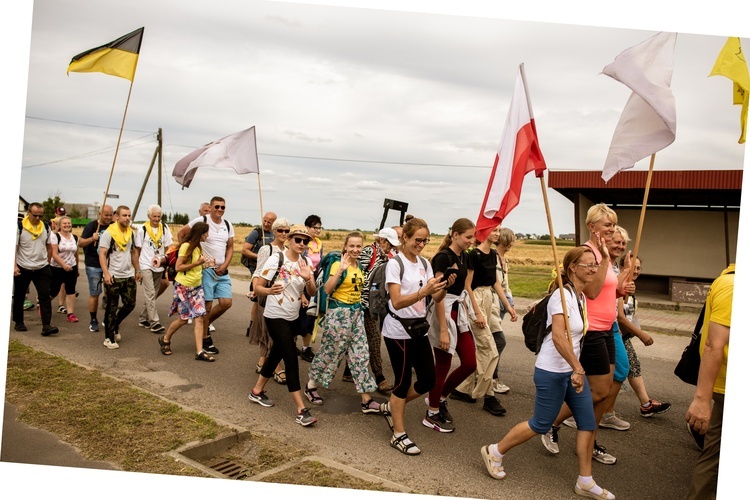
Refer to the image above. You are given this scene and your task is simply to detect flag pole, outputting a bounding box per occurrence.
[99,78,136,213]
[628,153,656,280]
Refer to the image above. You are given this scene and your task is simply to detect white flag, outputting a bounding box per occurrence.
[601,32,677,182]
[173,126,259,188]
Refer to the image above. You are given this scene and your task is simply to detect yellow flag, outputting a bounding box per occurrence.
[709,37,749,144]
[68,28,144,82]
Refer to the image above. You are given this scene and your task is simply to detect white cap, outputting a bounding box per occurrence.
[377,227,400,246]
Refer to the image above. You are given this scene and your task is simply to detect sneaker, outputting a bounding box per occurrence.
[563,416,578,429]
[380,401,394,431]
[480,445,506,479]
[686,421,705,451]
[592,441,617,464]
[248,389,274,407]
[390,433,420,455]
[493,380,510,394]
[599,413,630,431]
[89,318,100,332]
[41,325,59,336]
[450,390,477,404]
[208,323,216,333]
[640,399,672,418]
[483,396,507,416]
[103,338,119,349]
[23,299,34,310]
[422,410,455,433]
[361,399,381,414]
[57,305,67,314]
[67,313,79,323]
[439,400,454,424]
[14,323,27,332]
[541,426,560,454]
[300,347,315,363]
[203,336,219,354]
[150,323,166,333]
[304,387,323,405]
[295,408,317,427]
[138,319,151,328]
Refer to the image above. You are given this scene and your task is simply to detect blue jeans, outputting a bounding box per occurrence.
[528,367,596,434]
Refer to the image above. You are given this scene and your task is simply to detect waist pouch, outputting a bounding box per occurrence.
[388,305,429,339]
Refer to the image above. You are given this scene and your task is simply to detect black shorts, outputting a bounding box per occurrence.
[579,329,615,376]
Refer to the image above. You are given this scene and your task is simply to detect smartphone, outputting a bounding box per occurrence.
[440,268,458,283]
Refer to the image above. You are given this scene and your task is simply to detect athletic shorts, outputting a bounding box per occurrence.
[579,329,615,376]
[201,268,232,301]
[85,266,103,296]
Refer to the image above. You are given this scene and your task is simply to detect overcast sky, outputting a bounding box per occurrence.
[15,0,747,235]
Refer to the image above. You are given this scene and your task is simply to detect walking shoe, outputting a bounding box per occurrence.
[103,338,119,349]
[575,478,615,499]
[541,426,560,454]
[57,305,67,314]
[450,390,477,404]
[150,323,166,333]
[138,319,151,328]
[203,336,219,354]
[493,380,510,394]
[208,323,216,333]
[640,399,672,418]
[14,323,27,332]
[592,441,617,464]
[295,408,317,427]
[380,401,394,431]
[483,396,507,416]
[439,400,454,424]
[599,413,630,431]
[686,421,705,451]
[300,347,315,362]
[23,299,34,310]
[304,387,323,405]
[480,445,506,479]
[377,380,393,394]
[361,399,381,414]
[563,416,578,429]
[89,318,100,332]
[390,433,420,455]
[422,410,455,433]
[248,389,274,407]
[114,330,122,342]
[67,313,79,323]
[41,325,59,336]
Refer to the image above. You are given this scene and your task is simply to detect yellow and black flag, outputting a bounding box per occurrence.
[67,27,144,81]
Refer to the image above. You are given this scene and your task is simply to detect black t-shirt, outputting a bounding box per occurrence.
[432,248,468,296]
[467,248,498,289]
[80,220,112,268]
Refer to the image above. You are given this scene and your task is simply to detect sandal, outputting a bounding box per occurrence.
[304,387,323,405]
[158,336,172,356]
[273,370,287,385]
[195,350,215,362]
[390,433,421,455]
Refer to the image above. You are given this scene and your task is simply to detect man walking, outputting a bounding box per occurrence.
[13,202,59,336]
[79,204,114,332]
[178,196,234,354]
[134,204,172,333]
[98,205,141,349]
[241,211,276,276]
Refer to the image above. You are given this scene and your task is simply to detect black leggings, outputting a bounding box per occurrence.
[262,316,301,392]
[384,335,435,399]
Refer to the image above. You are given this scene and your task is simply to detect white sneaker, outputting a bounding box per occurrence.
[599,413,630,431]
[493,380,510,394]
[563,416,578,429]
[103,338,120,349]
[541,426,560,454]
[208,323,216,333]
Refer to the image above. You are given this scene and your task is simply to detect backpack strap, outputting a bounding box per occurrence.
[202,214,231,233]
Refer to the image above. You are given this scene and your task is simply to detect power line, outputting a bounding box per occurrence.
[22,134,155,169]
[25,115,153,134]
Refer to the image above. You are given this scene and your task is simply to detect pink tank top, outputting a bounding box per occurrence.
[584,242,617,331]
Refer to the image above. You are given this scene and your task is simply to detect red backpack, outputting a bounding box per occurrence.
[165,246,179,282]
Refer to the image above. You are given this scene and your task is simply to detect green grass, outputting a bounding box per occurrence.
[521,239,575,246]
[509,265,556,299]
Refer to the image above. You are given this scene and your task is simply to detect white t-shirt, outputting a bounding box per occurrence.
[261,250,312,321]
[98,231,135,279]
[381,254,434,340]
[187,216,234,267]
[134,223,173,272]
[535,286,586,373]
[49,232,78,268]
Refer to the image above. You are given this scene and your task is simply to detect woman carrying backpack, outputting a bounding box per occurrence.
[422,217,476,433]
[303,231,381,414]
[158,222,215,361]
[379,218,448,455]
[48,215,79,323]
[480,246,616,500]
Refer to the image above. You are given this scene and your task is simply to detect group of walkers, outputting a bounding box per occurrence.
[17,197,718,499]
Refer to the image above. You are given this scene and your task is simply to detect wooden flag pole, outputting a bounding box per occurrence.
[539,175,575,350]
[100,79,136,211]
[628,153,656,280]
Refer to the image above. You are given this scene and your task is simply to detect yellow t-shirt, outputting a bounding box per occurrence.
[699,264,734,394]
[175,243,203,288]
[329,260,364,305]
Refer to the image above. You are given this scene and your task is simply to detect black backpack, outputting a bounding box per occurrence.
[522,283,577,354]
[240,226,263,270]
[369,253,429,320]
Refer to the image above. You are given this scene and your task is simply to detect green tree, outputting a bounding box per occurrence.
[41,193,64,222]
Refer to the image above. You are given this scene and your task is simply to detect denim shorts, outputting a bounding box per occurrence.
[85,266,103,296]
[528,367,597,433]
[201,268,232,301]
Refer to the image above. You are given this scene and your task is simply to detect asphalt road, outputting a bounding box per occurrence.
[6,270,702,499]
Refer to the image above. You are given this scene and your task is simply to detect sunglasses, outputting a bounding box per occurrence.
[29,213,43,218]
[276,228,290,234]
[213,205,226,210]
[293,237,310,245]
[576,263,600,270]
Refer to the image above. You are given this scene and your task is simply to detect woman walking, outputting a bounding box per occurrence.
[480,246,616,499]
[422,218,476,433]
[379,218,448,455]
[303,231,381,414]
[492,227,517,394]
[248,225,318,427]
[158,222,215,361]
[49,215,79,323]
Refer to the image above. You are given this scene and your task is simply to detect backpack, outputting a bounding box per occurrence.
[240,226,263,270]
[312,250,345,316]
[369,253,429,320]
[522,283,578,354]
[165,245,180,282]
